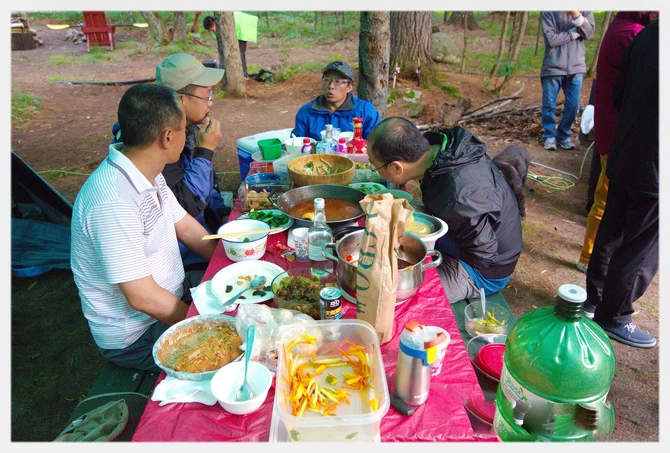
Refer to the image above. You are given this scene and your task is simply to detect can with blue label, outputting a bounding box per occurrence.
[319,286,342,320]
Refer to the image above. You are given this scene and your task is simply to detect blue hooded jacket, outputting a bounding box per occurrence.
[292,94,381,141]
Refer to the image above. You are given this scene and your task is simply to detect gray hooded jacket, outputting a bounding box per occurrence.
[541,11,596,77]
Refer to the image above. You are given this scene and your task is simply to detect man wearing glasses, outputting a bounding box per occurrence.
[367,118,523,303]
[112,53,230,279]
[292,60,381,141]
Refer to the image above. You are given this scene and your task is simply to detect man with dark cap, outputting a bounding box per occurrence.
[292,60,381,141]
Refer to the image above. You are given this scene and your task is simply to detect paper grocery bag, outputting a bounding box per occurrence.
[356,193,414,344]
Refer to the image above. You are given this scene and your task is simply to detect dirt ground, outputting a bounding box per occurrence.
[11,20,659,441]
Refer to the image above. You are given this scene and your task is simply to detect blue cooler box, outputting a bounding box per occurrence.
[236,128,293,181]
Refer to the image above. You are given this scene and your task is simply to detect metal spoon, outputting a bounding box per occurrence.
[219,275,267,311]
[235,325,256,402]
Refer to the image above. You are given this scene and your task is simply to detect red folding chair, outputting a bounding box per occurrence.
[81,11,115,52]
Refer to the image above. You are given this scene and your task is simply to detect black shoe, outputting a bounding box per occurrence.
[597,321,656,348]
[583,302,596,319]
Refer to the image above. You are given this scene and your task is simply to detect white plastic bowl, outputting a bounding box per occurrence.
[210,360,273,415]
[217,219,270,262]
[284,137,315,155]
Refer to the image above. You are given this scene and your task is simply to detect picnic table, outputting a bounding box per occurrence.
[131,200,499,442]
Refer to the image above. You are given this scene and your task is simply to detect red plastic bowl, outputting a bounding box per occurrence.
[477,344,505,380]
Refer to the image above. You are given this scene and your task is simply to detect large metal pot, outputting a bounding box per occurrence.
[323,230,443,303]
[270,184,366,228]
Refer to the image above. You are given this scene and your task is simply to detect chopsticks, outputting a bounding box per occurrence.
[202,228,283,240]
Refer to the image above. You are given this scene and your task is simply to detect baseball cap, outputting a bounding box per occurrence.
[322,60,354,82]
[156,53,225,91]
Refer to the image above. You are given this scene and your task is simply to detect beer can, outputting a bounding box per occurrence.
[319,287,342,320]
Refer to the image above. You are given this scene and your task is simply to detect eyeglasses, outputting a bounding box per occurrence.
[182,90,213,103]
[371,161,391,173]
[322,77,350,88]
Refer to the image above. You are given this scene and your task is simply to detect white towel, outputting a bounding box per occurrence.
[151,376,217,406]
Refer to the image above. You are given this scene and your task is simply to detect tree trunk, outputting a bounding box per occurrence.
[460,13,468,73]
[490,11,510,77]
[447,11,479,30]
[390,11,433,78]
[214,12,245,98]
[587,10,614,77]
[534,14,542,56]
[140,11,171,45]
[496,11,528,94]
[358,11,390,119]
[507,12,518,56]
[172,12,186,43]
[443,12,448,23]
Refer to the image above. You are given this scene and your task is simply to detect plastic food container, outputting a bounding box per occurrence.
[274,319,390,442]
[464,301,512,337]
[258,138,283,160]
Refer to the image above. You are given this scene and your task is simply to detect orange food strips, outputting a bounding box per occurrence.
[283,336,375,417]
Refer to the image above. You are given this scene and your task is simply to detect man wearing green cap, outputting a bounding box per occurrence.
[112,53,229,276]
[367,117,522,303]
[292,60,381,141]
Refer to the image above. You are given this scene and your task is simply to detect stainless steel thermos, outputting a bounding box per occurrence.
[395,320,448,406]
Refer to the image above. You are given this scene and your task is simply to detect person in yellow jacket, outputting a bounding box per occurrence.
[202,12,258,79]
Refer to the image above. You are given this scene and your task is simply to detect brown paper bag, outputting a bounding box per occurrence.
[356,193,414,344]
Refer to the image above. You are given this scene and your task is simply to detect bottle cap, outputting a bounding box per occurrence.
[558,284,587,303]
[339,137,346,143]
[314,198,325,209]
[303,138,310,143]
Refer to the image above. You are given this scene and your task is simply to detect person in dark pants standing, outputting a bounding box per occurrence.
[585,19,658,348]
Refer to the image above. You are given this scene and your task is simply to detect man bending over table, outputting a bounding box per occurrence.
[367,117,522,302]
[71,84,217,370]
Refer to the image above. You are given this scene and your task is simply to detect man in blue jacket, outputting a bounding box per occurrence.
[292,60,381,141]
[112,53,230,275]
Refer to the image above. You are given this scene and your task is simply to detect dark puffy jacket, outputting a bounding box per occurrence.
[420,127,523,279]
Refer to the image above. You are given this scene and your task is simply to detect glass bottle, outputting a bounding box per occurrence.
[347,117,367,154]
[301,138,313,155]
[493,284,616,442]
[308,198,333,275]
[324,124,336,153]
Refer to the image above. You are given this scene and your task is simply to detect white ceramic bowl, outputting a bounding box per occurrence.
[408,213,449,250]
[217,219,270,262]
[284,137,315,155]
[210,360,273,415]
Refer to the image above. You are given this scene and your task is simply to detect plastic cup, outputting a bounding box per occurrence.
[293,228,309,262]
[426,326,450,376]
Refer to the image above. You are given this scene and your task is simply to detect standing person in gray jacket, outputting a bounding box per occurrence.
[540,11,595,150]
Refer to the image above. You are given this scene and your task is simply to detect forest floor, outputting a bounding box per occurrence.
[10,19,659,442]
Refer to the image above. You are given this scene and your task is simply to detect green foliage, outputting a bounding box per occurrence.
[12,89,42,125]
[258,11,360,47]
[277,64,301,82]
[46,75,65,83]
[46,48,119,66]
[404,90,416,99]
[440,84,460,98]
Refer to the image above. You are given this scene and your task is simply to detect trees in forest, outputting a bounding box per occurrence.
[213,12,246,98]
[358,12,390,118]
[389,12,433,78]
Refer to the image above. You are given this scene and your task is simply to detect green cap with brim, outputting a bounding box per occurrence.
[156,53,225,91]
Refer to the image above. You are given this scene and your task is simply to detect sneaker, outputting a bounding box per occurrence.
[559,138,575,150]
[543,137,557,150]
[583,302,596,319]
[598,321,656,348]
[576,261,588,273]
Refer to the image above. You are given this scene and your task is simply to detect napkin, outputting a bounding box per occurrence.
[151,376,217,406]
[190,280,237,315]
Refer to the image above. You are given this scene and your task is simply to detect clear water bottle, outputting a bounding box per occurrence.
[301,138,312,155]
[493,284,616,442]
[324,124,336,153]
[308,198,333,275]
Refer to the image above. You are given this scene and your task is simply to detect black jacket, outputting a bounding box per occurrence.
[420,127,523,279]
[607,19,658,197]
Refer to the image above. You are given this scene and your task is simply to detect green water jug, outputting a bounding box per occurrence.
[493,284,616,441]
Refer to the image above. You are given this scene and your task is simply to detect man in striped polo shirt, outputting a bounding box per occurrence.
[71,84,217,370]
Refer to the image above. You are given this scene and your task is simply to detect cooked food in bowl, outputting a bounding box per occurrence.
[287,198,361,222]
[156,316,243,375]
[271,268,339,319]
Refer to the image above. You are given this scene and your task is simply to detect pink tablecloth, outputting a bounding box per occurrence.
[132,204,498,442]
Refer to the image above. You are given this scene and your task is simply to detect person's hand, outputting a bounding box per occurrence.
[567,11,581,19]
[198,116,222,152]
